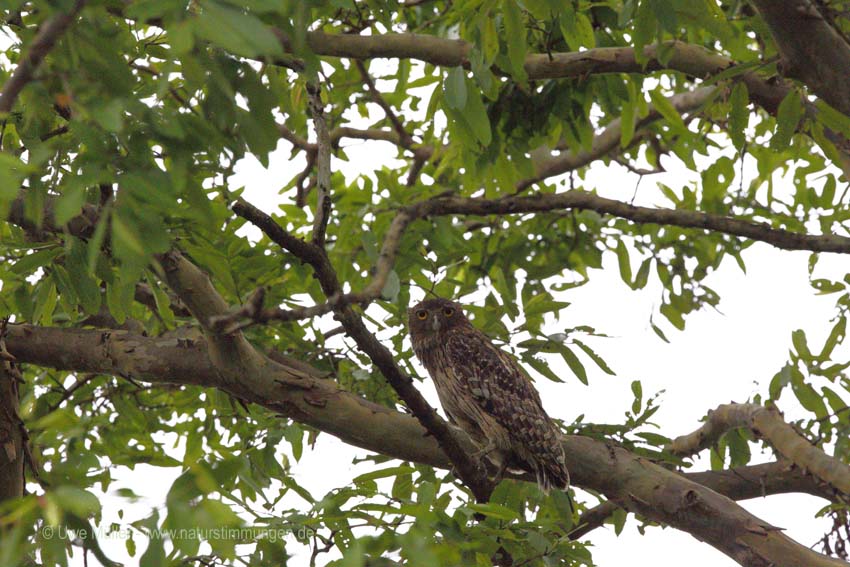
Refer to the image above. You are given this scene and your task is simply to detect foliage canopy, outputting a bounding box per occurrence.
[2,1,850,566]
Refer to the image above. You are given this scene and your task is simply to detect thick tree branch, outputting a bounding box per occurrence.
[287,35,789,114]
[570,459,843,540]
[6,324,848,565]
[670,403,850,497]
[0,1,85,113]
[751,1,850,117]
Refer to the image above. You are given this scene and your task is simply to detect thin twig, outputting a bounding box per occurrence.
[0,0,86,113]
[354,59,413,147]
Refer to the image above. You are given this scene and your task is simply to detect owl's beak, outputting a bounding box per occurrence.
[431,316,441,331]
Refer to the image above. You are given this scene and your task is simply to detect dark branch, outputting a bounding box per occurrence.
[409,191,850,255]
[354,59,413,148]
[230,198,493,501]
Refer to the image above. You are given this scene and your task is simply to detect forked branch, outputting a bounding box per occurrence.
[670,403,850,498]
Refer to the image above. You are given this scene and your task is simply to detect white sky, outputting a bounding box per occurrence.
[60,62,850,566]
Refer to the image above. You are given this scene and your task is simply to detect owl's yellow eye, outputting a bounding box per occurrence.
[416,310,428,320]
[443,307,454,317]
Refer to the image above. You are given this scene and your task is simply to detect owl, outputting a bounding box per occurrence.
[408,297,569,492]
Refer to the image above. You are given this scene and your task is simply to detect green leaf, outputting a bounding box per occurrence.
[0,153,32,219]
[771,90,803,150]
[354,465,416,484]
[620,98,636,148]
[194,0,284,58]
[790,366,828,419]
[106,278,134,325]
[523,354,563,383]
[54,179,88,226]
[462,80,492,145]
[633,257,651,290]
[632,0,655,64]
[630,380,642,414]
[649,315,670,343]
[791,329,811,360]
[648,88,687,134]
[147,274,176,328]
[573,339,615,375]
[381,269,401,301]
[560,346,588,384]
[53,487,101,517]
[66,238,101,315]
[615,240,633,288]
[444,67,467,110]
[820,316,846,360]
[611,507,628,535]
[502,0,528,83]
[815,99,850,139]
[467,502,520,521]
[768,364,792,400]
[728,82,749,151]
[11,248,62,275]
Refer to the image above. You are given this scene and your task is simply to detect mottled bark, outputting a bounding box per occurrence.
[671,403,850,497]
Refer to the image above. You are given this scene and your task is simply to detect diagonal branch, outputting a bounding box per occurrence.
[670,403,850,497]
[354,59,414,148]
[0,0,85,113]
[229,198,493,501]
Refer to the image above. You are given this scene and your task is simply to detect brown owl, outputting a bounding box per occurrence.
[408,297,569,492]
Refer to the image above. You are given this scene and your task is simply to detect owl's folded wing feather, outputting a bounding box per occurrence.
[443,330,569,489]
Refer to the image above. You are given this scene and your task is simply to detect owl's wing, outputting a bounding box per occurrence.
[444,329,547,424]
[444,329,569,489]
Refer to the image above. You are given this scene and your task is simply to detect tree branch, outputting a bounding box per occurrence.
[354,59,413,148]
[6,323,848,565]
[751,0,850,117]
[308,82,332,247]
[670,403,850,497]
[229,198,493,501]
[229,199,411,329]
[407,190,850,254]
[0,1,85,113]
[285,35,789,115]
[519,86,715,191]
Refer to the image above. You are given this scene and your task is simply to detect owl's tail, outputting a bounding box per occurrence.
[536,458,570,493]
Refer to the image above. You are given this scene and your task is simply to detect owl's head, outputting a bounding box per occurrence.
[408,298,469,339]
